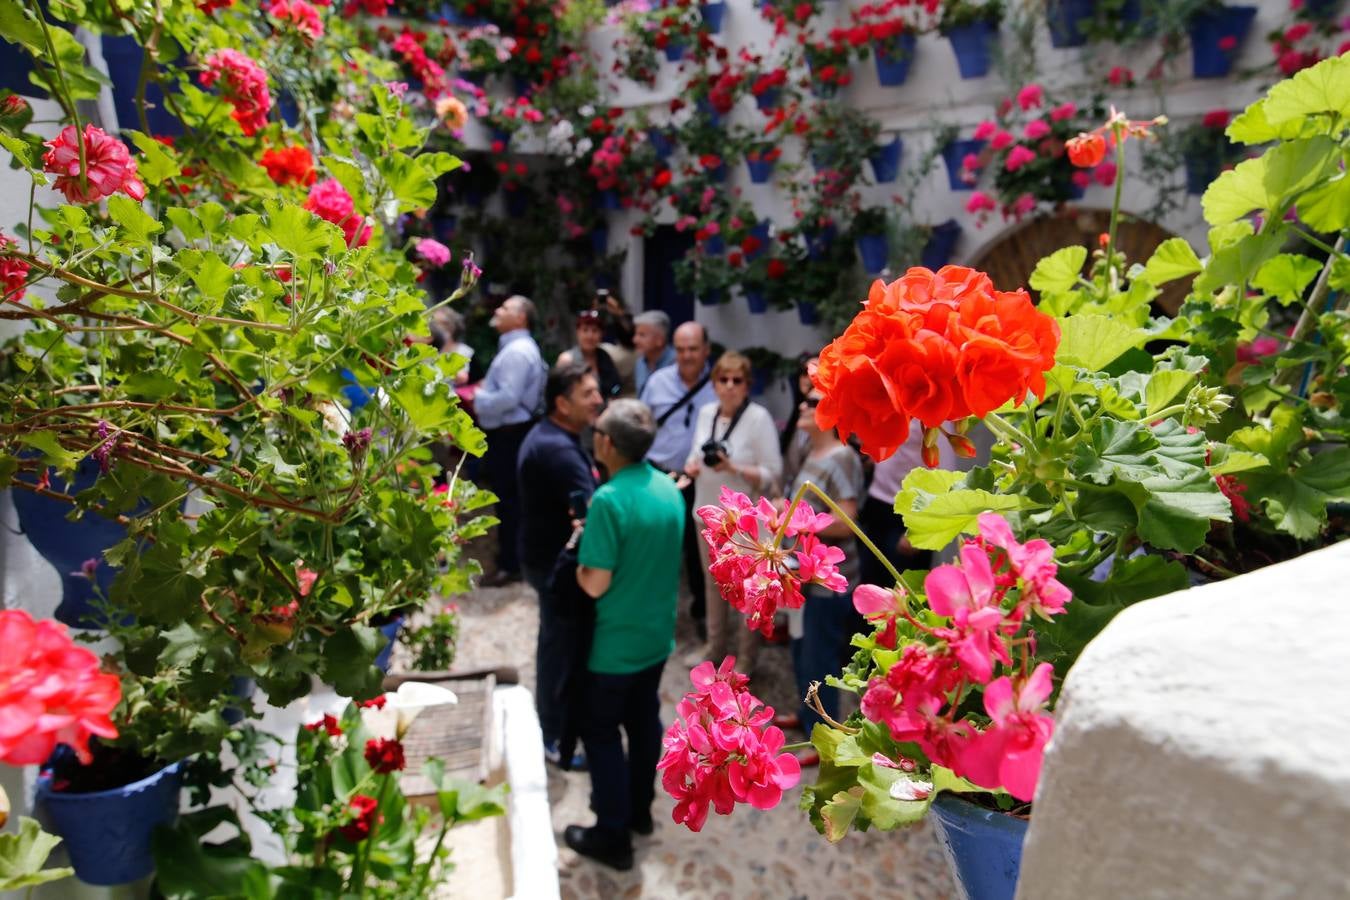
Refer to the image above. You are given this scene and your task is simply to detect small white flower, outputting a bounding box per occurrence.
[889,778,933,802]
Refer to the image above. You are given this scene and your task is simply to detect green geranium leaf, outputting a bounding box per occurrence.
[893,466,964,515]
[1056,315,1147,372]
[1194,229,1286,295]
[15,431,82,469]
[1245,447,1350,540]
[1252,254,1322,306]
[819,787,865,842]
[188,251,237,308]
[320,154,368,207]
[1207,445,1269,475]
[0,817,73,891]
[931,766,984,795]
[127,131,181,186]
[165,207,204,242]
[1260,53,1350,131]
[122,372,182,401]
[0,133,44,176]
[1122,469,1231,553]
[262,201,345,262]
[1143,370,1197,417]
[376,154,437,211]
[903,489,1035,550]
[856,763,931,830]
[1029,246,1087,295]
[1225,100,1308,145]
[107,195,164,244]
[1072,418,1161,485]
[1141,238,1202,286]
[1201,137,1339,227]
[1296,173,1350,233]
[418,151,462,179]
[0,0,46,54]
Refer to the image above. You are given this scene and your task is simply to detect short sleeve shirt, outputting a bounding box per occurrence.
[577,462,687,674]
[788,444,866,587]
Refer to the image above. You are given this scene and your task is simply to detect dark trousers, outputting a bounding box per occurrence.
[858,495,932,589]
[523,564,569,745]
[791,585,865,737]
[579,660,666,833]
[484,421,531,575]
[681,481,706,621]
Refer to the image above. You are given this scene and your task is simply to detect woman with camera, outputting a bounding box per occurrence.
[683,350,783,675]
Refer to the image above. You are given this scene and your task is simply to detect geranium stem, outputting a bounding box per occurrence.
[1103,121,1127,303]
[791,481,905,590]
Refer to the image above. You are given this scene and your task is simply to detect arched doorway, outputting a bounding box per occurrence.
[967,208,1193,314]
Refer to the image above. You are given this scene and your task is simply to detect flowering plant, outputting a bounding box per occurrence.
[936,0,1003,32]
[153,699,506,895]
[0,0,494,780]
[666,60,1349,840]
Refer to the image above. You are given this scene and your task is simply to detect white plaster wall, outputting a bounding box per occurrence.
[1016,539,1350,900]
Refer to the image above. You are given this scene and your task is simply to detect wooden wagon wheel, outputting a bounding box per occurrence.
[967,208,1193,315]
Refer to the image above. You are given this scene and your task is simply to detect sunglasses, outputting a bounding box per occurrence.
[717,376,745,386]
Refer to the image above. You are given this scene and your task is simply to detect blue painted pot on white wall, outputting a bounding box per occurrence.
[945,21,997,79]
[1189,5,1258,78]
[929,794,1028,900]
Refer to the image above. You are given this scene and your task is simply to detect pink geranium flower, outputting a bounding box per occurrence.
[1049,102,1077,122]
[304,178,371,247]
[0,231,30,301]
[42,124,146,205]
[200,49,272,136]
[953,663,1056,801]
[416,238,452,267]
[1093,161,1118,186]
[1004,145,1038,172]
[1023,119,1051,141]
[990,130,1015,151]
[1016,83,1043,110]
[965,191,997,214]
[972,119,998,141]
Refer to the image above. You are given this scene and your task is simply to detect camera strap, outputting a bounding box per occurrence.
[655,373,711,427]
[714,398,751,445]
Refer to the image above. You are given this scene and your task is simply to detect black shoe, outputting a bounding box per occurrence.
[480,570,521,588]
[564,824,633,871]
[630,811,654,836]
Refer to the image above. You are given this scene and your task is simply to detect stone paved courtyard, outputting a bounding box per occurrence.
[450,572,956,900]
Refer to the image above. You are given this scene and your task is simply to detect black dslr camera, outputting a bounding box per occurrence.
[700,439,729,468]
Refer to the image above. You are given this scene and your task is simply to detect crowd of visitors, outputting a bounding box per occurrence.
[456,291,940,870]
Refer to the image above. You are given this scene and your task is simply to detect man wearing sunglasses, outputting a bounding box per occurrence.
[639,321,716,636]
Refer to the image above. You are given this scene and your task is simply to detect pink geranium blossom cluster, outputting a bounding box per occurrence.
[658,658,801,832]
[696,487,848,636]
[200,49,273,136]
[0,609,121,765]
[857,512,1071,801]
[265,0,326,41]
[304,178,372,247]
[415,238,452,267]
[0,231,30,301]
[42,124,147,205]
[391,29,448,99]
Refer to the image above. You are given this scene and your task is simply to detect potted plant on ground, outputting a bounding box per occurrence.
[658,57,1350,898]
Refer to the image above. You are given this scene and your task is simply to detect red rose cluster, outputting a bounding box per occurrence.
[658,658,800,832]
[812,265,1060,462]
[0,609,121,765]
[200,49,273,136]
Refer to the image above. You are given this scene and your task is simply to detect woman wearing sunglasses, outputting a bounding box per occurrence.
[683,350,783,675]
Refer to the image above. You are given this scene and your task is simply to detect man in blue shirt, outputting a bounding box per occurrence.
[631,310,675,397]
[639,321,715,635]
[517,360,602,764]
[475,295,546,586]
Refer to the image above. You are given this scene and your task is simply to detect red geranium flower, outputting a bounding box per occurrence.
[1066,132,1107,167]
[338,794,381,841]
[364,737,406,773]
[259,145,317,186]
[1,231,30,302]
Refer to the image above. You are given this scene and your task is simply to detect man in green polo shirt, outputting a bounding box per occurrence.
[565,399,685,871]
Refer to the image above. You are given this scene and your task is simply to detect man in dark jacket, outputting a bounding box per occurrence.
[517,360,602,766]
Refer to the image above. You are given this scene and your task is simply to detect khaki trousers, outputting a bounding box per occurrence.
[697,536,761,674]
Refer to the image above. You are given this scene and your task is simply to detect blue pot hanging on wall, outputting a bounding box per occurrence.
[1189,5,1257,78]
[101,35,182,136]
[746,157,776,183]
[942,139,987,191]
[796,301,820,326]
[1045,0,1095,47]
[747,221,770,259]
[700,1,726,32]
[375,615,404,673]
[856,233,889,274]
[869,136,904,183]
[803,224,837,261]
[648,128,675,160]
[929,794,1029,900]
[946,21,997,79]
[754,87,781,111]
[590,224,609,256]
[11,459,128,630]
[599,190,622,211]
[921,219,963,270]
[873,33,917,85]
[37,760,185,886]
[664,41,687,62]
[698,288,725,306]
[1183,149,1222,195]
[743,289,769,314]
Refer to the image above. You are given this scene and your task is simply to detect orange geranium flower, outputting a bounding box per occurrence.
[812,266,1059,462]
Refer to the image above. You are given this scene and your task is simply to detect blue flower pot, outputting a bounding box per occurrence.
[746,157,776,183]
[1183,149,1222,195]
[38,760,185,886]
[704,234,725,255]
[856,233,889,273]
[698,288,724,306]
[796,301,820,325]
[700,1,726,32]
[921,219,962,270]
[1305,0,1341,15]
[375,615,404,673]
[338,367,376,411]
[599,190,622,210]
[664,42,687,62]
[747,221,770,259]
[11,459,128,630]
[869,136,904,183]
[512,74,531,96]
[590,224,609,256]
[102,35,182,136]
[696,97,723,127]
[744,289,769,314]
[648,128,675,159]
[1046,0,1095,48]
[811,148,837,173]
[754,87,781,110]
[929,794,1028,900]
[490,128,512,151]
[707,162,728,183]
[946,21,997,78]
[505,189,529,218]
[1189,5,1257,78]
[942,138,987,191]
[873,33,917,85]
[804,225,837,261]
[1066,179,1086,200]
[750,368,770,395]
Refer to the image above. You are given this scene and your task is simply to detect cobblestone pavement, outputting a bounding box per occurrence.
[451,567,956,900]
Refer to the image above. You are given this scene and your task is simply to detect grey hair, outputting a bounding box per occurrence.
[507,294,537,330]
[633,310,671,341]
[598,398,657,463]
